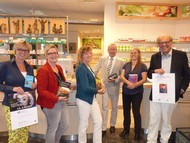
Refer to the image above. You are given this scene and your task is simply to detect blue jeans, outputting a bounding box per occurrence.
[43,101,69,143]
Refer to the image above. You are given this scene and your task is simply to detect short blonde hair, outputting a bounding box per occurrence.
[13,40,31,54]
[77,46,92,64]
[157,35,173,43]
[44,44,58,56]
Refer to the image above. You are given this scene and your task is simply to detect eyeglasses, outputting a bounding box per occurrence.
[47,52,58,55]
[17,48,29,53]
[159,41,171,45]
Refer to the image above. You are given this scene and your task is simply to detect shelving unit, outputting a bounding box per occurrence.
[0,15,70,76]
[114,39,190,67]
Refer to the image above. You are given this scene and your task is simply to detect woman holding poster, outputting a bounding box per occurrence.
[119,48,147,142]
[0,40,36,143]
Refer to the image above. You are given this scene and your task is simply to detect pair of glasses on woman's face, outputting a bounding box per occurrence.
[17,48,29,53]
[47,52,58,55]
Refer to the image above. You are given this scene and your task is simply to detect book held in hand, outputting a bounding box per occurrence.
[108,73,118,80]
[128,74,138,83]
[58,81,71,98]
[24,75,34,88]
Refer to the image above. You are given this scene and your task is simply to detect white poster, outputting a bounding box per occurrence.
[152,73,175,104]
[9,91,38,130]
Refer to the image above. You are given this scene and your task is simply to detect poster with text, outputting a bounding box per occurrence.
[9,91,38,130]
[152,73,175,104]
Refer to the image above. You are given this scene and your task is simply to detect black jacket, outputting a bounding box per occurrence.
[148,49,190,102]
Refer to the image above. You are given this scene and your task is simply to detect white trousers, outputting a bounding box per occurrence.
[102,90,119,131]
[147,101,177,143]
[76,98,102,143]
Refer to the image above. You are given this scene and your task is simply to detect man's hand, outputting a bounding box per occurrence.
[154,69,165,75]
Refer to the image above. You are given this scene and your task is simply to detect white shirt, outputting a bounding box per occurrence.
[161,49,172,73]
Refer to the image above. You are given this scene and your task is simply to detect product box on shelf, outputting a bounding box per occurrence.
[176,128,190,143]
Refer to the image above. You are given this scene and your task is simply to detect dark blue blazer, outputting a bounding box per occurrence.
[76,63,98,104]
[148,49,190,102]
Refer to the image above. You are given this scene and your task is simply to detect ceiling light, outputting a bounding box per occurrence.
[83,0,96,3]
[29,8,46,16]
[0,8,7,15]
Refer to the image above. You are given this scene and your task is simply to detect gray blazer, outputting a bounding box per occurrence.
[93,56,124,96]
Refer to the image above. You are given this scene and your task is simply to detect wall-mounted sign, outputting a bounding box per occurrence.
[116,2,179,19]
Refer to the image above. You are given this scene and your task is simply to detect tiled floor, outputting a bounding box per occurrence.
[0,128,147,143]
[0,109,176,143]
[0,129,176,143]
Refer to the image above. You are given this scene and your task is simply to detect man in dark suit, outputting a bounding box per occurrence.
[147,35,190,143]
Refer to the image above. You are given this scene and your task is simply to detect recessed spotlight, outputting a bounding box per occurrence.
[83,0,96,3]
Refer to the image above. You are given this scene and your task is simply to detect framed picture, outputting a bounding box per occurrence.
[116,2,179,19]
[63,43,77,54]
[49,18,65,34]
[23,18,49,34]
[0,17,9,34]
[82,38,102,49]
[180,4,190,18]
[10,17,23,34]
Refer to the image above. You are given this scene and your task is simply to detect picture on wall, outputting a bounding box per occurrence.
[82,38,102,49]
[116,2,179,19]
[23,18,48,34]
[63,43,77,54]
[10,17,23,34]
[0,17,9,34]
[181,5,190,18]
[49,18,65,34]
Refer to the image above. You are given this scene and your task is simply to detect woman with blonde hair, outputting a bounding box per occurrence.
[76,46,104,143]
[37,44,70,143]
[0,40,36,143]
[119,48,147,142]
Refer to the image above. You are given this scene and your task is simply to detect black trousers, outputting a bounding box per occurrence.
[122,92,143,135]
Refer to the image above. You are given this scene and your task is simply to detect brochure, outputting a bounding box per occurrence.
[24,75,34,88]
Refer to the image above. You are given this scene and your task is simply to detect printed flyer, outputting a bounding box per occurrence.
[9,91,38,130]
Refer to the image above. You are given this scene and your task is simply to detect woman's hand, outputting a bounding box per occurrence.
[70,85,76,90]
[59,87,70,95]
[98,85,105,94]
[13,87,24,94]
[127,82,136,89]
[31,83,37,89]
[58,96,69,102]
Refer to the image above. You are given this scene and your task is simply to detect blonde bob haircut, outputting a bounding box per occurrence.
[77,46,92,64]
[44,44,58,56]
[13,40,32,54]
